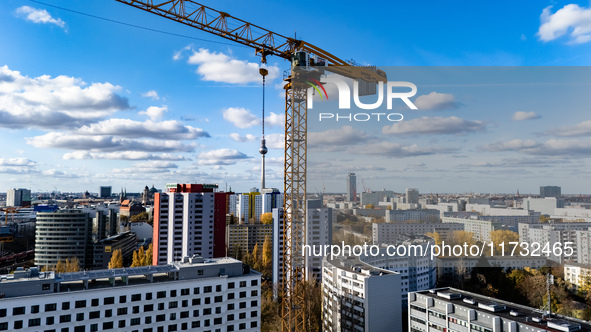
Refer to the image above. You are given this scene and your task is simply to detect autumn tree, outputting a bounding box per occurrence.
[489,230,519,255]
[56,259,66,273]
[131,251,140,267]
[252,243,261,271]
[109,249,123,269]
[425,231,442,246]
[540,215,549,223]
[66,257,80,272]
[260,212,273,225]
[449,230,476,247]
[131,212,150,223]
[145,243,153,266]
[262,235,272,277]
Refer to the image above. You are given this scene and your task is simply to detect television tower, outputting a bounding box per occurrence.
[259,63,269,191]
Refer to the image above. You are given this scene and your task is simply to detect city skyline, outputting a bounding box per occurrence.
[1,1,591,193]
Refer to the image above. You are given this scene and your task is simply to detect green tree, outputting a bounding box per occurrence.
[260,212,273,225]
[109,249,123,269]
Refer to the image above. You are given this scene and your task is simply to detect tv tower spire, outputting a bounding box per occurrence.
[259,61,269,191]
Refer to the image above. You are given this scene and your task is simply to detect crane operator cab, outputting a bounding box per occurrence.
[292,51,327,71]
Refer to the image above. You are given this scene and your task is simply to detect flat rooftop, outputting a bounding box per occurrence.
[414,287,591,332]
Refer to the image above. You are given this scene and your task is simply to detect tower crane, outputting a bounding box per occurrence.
[114,1,386,330]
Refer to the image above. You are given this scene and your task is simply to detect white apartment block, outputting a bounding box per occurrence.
[441,217,504,242]
[231,192,283,224]
[565,262,591,290]
[373,222,464,245]
[523,197,565,216]
[577,230,591,265]
[271,207,284,299]
[361,235,436,307]
[465,204,533,216]
[305,200,334,282]
[322,256,401,332]
[385,209,440,223]
[554,207,591,219]
[409,288,591,332]
[518,222,591,264]
[0,257,261,332]
[436,256,548,281]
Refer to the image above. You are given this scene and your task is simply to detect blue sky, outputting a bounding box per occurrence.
[1,0,591,194]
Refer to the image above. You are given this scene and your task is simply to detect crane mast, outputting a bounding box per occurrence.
[114,1,386,330]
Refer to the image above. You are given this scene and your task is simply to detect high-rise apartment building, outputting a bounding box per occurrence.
[35,210,93,270]
[409,287,591,332]
[6,188,31,207]
[347,172,357,202]
[0,257,261,332]
[99,186,112,198]
[305,200,333,282]
[322,256,401,332]
[405,188,419,204]
[153,183,232,265]
[523,197,565,215]
[540,185,561,198]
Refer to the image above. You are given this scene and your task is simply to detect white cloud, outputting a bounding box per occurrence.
[139,106,167,120]
[41,169,80,178]
[414,92,459,111]
[141,90,159,100]
[186,48,280,84]
[62,151,190,161]
[309,126,369,147]
[543,120,591,137]
[512,111,540,121]
[538,4,591,44]
[16,6,65,28]
[482,138,591,157]
[0,65,129,129]
[265,112,284,127]
[74,118,209,140]
[132,161,178,169]
[27,132,196,152]
[265,133,284,149]
[197,149,250,165]
[382,116,485,135]
[0,158,36,166]
[223,107,260,128]
[230,133,257,142]
[350,142,457,158]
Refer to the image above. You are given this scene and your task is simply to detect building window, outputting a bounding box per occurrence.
[193,309,199,317]
[182,300,188,307]
[76,313,84,321]
[28,318,41,327]
[204,286,212,293]
[90,324,98,332]
[251,311,257,317]
[205,297,211,304]
[239,313,246,319]
[157,291,166,298]
[74,326,85,332]
[216,285,222,292]
[158,303,165,310]
[215,296,223,303]
[192,299,201,305]
[239,302,246,309]
[169,301,178,309]
[60,315,71,323]
[31,305,40,314]
[251,290,258,296]
[239,281,246,287]
[251,300,257,307]
[228,282,235,289]
[13,307,25,315]
[0,309,5,317]
[91,299,99,307]
[191,322,200,328]
[104,297,115,305]
[251,279,258,286]
[105,309,113,317]
[204,308,211,315]
[146,292,153,300]
[14,321,23,329]
[117,308,127,316]
[46,316,55,325]
[118,320,125,328]
[119,295,127,303]
[103,322,114,330]
[193,287,200,294]
[250,322,257,328]
[214,318,222,325]
[156,314,165,322]
[170,313,176,320]
[132,294,141,301]
[227,303,234,310]
[89,311,100,319]
[133,306,140,314]
[228,293,235,300]
[75,300,86,308]
[145,316,152,324]
[239,323,246,330]
[0,323,6,331]
[131,318,141,326]
[144,304,154,312]
[239,291,246,298]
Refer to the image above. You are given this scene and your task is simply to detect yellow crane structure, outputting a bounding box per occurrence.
[114,1,386,330]
[0,207,19,242]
